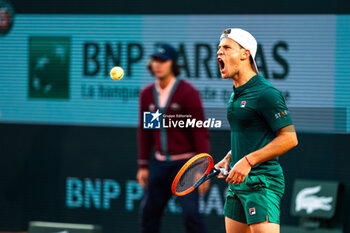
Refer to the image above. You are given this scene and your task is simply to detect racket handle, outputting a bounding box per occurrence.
[219,168,228,176]
[214,168,228,177]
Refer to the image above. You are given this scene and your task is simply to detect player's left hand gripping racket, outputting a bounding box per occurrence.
[171,153,228,196]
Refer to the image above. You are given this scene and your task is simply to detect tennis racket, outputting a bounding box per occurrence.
[171,153,228,196]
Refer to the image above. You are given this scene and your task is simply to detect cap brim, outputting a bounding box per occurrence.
[151,53,171,61]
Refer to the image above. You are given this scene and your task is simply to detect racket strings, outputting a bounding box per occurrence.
[175,156,210,193]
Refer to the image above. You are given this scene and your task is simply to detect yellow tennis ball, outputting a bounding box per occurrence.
[110,66,124,80]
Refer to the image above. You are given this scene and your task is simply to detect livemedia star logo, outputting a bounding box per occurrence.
[28,36,71,99]
[143,110,162,129]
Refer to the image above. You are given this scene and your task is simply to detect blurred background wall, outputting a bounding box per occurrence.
[1,0,350,232]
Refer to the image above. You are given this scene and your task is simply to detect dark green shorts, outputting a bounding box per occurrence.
[223,174,285,225]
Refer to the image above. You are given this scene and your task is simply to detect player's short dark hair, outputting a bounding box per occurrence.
[147,58,181,77]
[223,28,231,34]
[249,56,254,67]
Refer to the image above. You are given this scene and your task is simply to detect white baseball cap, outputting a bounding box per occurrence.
[220,28,258,73]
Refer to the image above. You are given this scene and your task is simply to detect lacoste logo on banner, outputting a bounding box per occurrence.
[295,185,333,214]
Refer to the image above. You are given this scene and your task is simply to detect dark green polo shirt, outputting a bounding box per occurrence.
[227,74,293,176]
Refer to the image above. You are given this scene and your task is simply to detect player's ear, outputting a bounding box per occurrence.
[240,49,251,61]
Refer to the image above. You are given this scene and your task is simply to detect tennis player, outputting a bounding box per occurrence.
[215,28,298,233]
[137,44,209,233]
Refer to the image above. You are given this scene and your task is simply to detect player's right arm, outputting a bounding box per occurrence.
[215,150,231,178]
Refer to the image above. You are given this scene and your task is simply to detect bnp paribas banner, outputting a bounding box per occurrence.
[0,15,349,132]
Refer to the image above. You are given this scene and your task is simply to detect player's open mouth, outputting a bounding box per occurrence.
[217,57,225,71]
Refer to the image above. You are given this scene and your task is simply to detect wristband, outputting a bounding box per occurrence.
[245,156,253,167]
